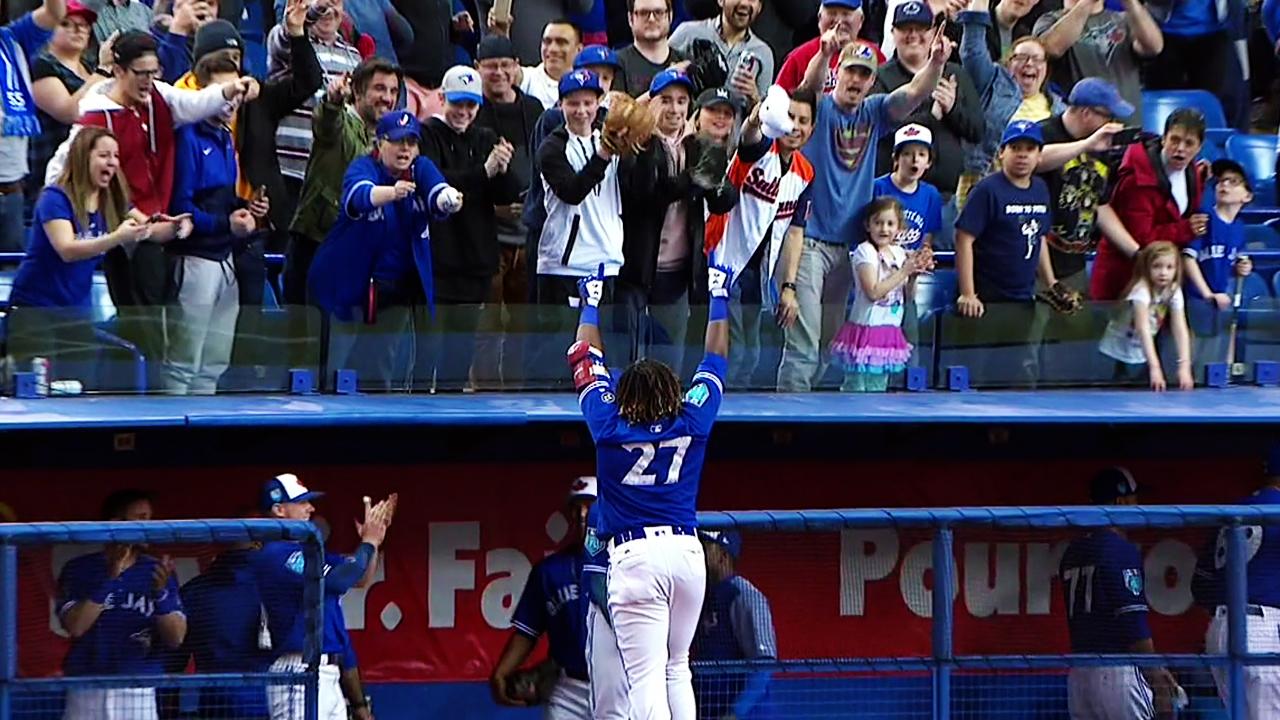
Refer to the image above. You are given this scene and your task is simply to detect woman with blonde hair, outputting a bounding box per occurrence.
[9,126,190,385]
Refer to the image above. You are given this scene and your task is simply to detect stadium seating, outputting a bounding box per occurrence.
[1226,133,1279,212]
[1141,89,1233,161]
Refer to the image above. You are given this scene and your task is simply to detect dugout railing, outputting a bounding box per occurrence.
[692,506,1280,720]
[0,520,325,720]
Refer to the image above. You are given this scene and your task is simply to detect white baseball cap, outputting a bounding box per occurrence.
[568,476,597,500]
[442,65,483,105]
[894,123,933,152]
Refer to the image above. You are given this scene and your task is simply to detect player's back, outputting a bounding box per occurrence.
[1060,531,1151,654]
[580,356,725,538]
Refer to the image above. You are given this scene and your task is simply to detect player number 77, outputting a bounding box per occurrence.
[621,437,693,486]
[1062,565,1095,618]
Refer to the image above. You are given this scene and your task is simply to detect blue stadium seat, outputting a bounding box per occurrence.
[1141,90,1229,132]
[1246,223,1280,250]
[1226,134,1278,211]
[1243,272,1272,307]
[0,269,13,305]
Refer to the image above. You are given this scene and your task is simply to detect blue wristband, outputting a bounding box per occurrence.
[581,303,600,327]
[709,295,729,322]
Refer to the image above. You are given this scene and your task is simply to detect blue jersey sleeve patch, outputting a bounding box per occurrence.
[1123,568,1143,596]
[285,551,305,576]
[685,383,710,408]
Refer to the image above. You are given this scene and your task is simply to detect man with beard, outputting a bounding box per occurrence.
[615,0,686,97]
[669,0,774,101]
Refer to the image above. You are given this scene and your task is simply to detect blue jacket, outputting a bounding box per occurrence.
[170,120,243,261]
[959,10,1064,174]
[307,154,451,320]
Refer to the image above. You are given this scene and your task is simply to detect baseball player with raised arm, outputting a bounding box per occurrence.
[58,490,187,720]
[251,473,396,720]
[490,477,596,718]
[583,500,628,720]
[569,258,732,720]
[1060,468,1181,720]
[1195,445,1280,717]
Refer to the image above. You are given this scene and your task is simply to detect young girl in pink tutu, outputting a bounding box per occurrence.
[831,197,933,392]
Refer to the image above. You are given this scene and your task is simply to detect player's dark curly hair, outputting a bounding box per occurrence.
[616,359,683,426]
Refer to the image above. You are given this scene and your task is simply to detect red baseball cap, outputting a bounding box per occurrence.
[65,1,98,25]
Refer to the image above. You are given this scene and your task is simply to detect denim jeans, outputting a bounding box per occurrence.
[776,238,852,392]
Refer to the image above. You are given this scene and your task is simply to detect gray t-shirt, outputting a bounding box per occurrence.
[1034,9,1144,122]
[668,17,775,100]
[616,44,686,97]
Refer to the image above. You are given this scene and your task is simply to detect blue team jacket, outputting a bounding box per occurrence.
[307,154,451,321]
[169,120,242,262]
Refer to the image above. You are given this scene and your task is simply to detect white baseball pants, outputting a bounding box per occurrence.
[1206,604,1280,719]
[587,600,629,719]
[267,655,344,720]
[1067,666,1153,720]
[63,688,157,719]
[544,675,591,720]
[607,532,706,720]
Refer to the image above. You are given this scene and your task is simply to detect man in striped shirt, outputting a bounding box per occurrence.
[268,0,361,201]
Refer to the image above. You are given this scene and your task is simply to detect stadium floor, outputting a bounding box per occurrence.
[1,387,1278,430]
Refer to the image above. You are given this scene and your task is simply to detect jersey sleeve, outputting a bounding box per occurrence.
[576,348,620,441]
[730,581,778,659]
[1101,544,1151,646]
[682,353,727,438]
[154,568,184,616]
[56,555,94,617]
[510,563,548,639]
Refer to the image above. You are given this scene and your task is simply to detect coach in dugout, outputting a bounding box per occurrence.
[57,490,187,720]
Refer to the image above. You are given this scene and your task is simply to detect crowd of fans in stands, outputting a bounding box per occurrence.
[0,0,1274,393]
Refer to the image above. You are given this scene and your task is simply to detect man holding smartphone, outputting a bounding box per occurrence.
[669,0,774,103]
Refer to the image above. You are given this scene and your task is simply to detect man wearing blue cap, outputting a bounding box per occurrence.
[955,118,1056,321]
[1034,0,1162,123]
[421,64,520,390]
[252,474,397,720]
[1195,446,1280,717]
[691,530,776,720]
[307,108,464,390]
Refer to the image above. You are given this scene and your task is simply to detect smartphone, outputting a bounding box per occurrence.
[491,0,513,25]
[1111,127,1144,146]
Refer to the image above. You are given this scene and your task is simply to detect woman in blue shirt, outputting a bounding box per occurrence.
[308,109,461,391]
[9,126,190,385]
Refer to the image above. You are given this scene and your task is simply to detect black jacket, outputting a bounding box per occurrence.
[620,136,738,295]
[391,0,452,86]
[236,32,324,247]
[421,117,522,295]
[871,59,984,194]
[474,89,546,244]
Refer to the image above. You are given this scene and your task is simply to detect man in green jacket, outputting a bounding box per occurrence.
[283,56,402,305]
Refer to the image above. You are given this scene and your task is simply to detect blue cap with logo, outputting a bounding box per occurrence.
[377,110,421,142]
[574,44,622,70]
[892,0,933,27]
[261,473,324,512]
[1067,77,1134,119]
[442,65,484,105]
[649,67,695,96]
[699,529,743,558]
[1000,119,1044,147]
[559,68,604,99]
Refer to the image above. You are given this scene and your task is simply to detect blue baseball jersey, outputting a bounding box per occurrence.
[510,548,589,679]
[579,353,727,538]
[251,541,368,657]
[1196,486,1280,608]
[181,548,271,718]
[58,551,184,676]
[1183,210,1245,295]
[872,173,943,251]
[955,171,1051,302]
[1059,531,1151,653]
[581,504,609,613]
[692,575,777,720]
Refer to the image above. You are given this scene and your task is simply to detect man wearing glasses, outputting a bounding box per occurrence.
[616,0,685,97]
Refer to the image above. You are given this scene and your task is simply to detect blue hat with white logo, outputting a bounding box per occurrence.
[376,110,421,142]
[1000,119,1044,147]
[699,529,743,558]
[559,69,604,99]
[649,67,695,96]
[261,473,324,512]
[574,44,622,71]
[1067,77,1134,119]
[892,0,933,27]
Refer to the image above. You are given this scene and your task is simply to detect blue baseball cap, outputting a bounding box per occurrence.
[559,68,604,99]
[1067,77,1134,119]
[261,473,324,512]
[376,110,421,142]
[574,44,622,71]
[699,529,742,558]
[823,0,862,9]
[1000,119,1044,147]
[442,65,484,105]
[892,0,933,27]
[649,67,695,96]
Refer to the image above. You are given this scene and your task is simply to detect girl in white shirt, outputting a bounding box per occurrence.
[1099,241,1194,391]
[831,197,932,392]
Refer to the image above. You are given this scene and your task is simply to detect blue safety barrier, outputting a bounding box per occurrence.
[0,520,325,720]
[691,506,1280,720]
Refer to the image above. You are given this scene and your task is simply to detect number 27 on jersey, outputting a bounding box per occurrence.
[621,437,692,486]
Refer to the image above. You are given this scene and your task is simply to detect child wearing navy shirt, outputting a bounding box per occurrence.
[1182,158,1254,368]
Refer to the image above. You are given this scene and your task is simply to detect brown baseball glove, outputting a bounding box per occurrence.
[508,659,560,705]
[602,92,656,156]
[1037,281,1085,315]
